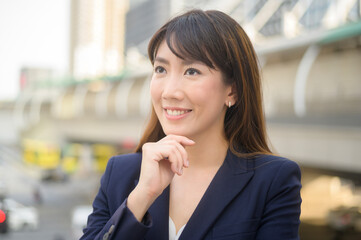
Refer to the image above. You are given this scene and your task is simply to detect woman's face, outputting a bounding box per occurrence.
[150,40,233,140]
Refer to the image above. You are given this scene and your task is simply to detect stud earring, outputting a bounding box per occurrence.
[228,101,232,108]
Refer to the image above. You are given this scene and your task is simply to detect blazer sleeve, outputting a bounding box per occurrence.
[80,157,153,240]
[256,160,302,240]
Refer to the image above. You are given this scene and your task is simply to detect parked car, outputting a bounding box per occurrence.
[0,182,9,234]
[71,205,92,239]
[327,205,361,232]
[41,168,69,182]
[4,198,38,231]
[0,208,9,234]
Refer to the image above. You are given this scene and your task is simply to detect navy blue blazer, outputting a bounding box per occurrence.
[81,150,302,240]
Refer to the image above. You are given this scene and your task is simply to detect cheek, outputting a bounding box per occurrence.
[150,79,162,103]
[192,81,226,106]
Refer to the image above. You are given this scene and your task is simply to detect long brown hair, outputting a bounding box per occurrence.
[135,9,271,157]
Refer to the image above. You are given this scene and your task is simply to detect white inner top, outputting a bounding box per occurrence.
[169,217,186,240]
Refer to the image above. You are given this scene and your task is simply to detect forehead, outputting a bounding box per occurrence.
[154,41,201,65]
[154,39,216,70]
[154,41,218,72]
[154,40,172,57]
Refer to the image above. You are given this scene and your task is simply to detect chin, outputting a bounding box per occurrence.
[163,128,191,137]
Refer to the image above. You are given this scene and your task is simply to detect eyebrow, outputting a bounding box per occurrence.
[154,57,169,64]
[154,56,202,66]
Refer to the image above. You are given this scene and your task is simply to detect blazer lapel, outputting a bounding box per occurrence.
[179,150,254,239]
[147,186,170,240]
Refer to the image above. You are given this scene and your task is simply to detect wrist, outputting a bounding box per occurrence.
[127,186,156,222]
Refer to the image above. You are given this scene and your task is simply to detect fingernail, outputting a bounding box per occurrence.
[186,160,189,167]
[179,168,183,175]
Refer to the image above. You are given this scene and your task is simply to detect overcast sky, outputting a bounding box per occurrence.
[0,0,70,100]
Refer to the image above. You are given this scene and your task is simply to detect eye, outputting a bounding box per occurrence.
[185,68,200,76]
[154,66,166,74]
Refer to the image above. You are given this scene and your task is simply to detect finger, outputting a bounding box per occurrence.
[161,155,181,176]
[174,141,189,168]
[162,136,194,167]
[163,140,189,168]
[165,145,183,175]
[156,145,183,175]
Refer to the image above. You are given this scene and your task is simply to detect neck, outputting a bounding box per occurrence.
[185,131,229,169]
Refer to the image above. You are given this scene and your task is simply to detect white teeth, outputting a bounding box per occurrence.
[166,109,188,116]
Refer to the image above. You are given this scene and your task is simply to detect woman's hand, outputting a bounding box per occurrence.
[128,135,195,221]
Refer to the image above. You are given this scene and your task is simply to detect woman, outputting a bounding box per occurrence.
[81,9,302,240]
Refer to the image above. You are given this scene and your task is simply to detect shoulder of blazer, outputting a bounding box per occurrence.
[104,153,143,183]
[111,153,142,168]
[250,154,300,172]
[227,151,300,175]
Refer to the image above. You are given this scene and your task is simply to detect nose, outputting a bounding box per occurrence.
[161,74,184,100]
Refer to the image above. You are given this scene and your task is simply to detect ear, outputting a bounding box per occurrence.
[225,83,237,107]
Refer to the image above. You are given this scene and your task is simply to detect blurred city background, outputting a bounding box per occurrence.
[0,0,360,239]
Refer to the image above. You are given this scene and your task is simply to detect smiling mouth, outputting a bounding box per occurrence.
[165,109,192,116]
